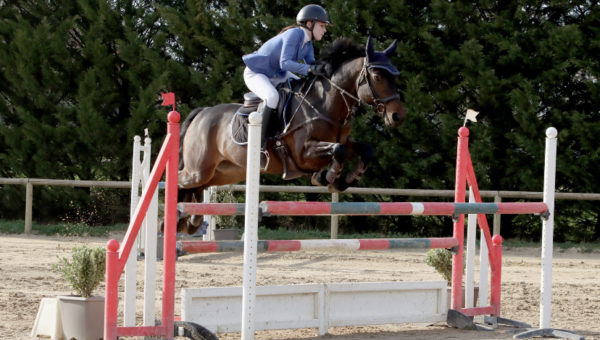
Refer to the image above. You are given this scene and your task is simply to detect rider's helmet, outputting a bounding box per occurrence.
[296,4,331,26]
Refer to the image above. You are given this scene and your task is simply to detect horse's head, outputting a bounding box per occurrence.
[357,37,406,128]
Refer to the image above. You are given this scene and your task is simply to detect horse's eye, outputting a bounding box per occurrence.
[373,74,382,82]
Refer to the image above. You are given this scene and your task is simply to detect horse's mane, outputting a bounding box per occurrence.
[317,38,365,72]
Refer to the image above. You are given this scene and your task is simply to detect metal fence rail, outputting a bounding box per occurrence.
[2,177,600,234]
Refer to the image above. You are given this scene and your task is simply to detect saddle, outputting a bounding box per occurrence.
[230,80,308,180]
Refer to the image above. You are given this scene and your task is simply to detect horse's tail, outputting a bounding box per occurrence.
[179,107,205,171]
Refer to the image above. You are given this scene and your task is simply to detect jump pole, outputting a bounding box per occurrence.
[514,128,582,339]
[540,127,558,328]
[241,111,262,340]
[234,122,557,339]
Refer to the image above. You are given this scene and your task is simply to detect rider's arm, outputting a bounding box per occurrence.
[279,29,310,76]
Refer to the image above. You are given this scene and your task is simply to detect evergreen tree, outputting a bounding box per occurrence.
[0,0,171,222]
[1,1,598,240]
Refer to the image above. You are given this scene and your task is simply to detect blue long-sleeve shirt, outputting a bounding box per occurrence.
[243,27,315,78]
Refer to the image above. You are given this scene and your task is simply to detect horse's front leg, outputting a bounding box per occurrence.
[301,141,347,187]
[330,140,374,192]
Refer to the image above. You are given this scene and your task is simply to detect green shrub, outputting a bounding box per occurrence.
[53,245,106,297]
[424,248,453,283]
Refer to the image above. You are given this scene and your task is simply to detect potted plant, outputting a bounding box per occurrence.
[425,248,453,283]
[425,248,477,308]
[53,245,106,340]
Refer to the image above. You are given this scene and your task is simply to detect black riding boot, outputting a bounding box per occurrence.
[259,105,276,150]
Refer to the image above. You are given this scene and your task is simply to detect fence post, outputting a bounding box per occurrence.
[331,192,339,239]
[493,194,501,235]
[25,181,33,234]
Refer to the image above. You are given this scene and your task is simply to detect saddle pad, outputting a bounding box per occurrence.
[231,110,250,145]
[230,80,298,146]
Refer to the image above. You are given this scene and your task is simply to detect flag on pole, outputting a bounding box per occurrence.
[161,92,175,111]
[463,109,479,126]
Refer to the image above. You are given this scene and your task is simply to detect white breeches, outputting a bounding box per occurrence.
[244,67,299,109]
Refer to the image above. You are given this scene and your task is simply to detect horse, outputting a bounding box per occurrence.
[176,37,406,234]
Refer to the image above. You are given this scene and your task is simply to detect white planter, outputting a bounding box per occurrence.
[213,229,239,240]
[57,295,104,340]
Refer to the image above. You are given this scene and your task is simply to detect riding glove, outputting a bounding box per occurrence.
[309,63,333,78]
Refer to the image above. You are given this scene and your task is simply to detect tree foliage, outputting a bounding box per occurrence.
[1,1,599,241]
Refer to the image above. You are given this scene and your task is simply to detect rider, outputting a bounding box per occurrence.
[242,4,332,151]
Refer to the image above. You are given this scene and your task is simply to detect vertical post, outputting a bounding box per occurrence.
[143,136,158,328]
[540,127,557,329]
[104,239,120,340]
[330,192,339,239]
[124,136,141,327]
[493,194,501,235]
[478,228,489,307]
[490,234,503,316]
[451,127,469,310]
[25,181,33,234]
[465,188,476,308]
[204,186,217,240]
[241,111,262,340]
[161,110,180,339]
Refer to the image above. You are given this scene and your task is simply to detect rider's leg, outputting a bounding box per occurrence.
[258,104,276,150]
[243,67,280,150]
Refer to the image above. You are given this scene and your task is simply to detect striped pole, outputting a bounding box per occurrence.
[259,201,547,216]
[178,202,246,216]
[178,237,459,254]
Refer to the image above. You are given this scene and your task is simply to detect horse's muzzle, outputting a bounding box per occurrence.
[386,110,405,128]
[392,112,404,124]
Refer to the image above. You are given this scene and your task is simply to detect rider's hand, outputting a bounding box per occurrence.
[309,63,332,78]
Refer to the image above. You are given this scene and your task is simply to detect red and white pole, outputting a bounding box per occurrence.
[451,127,469,310]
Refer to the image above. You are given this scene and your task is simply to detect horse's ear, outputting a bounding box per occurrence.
[383,39,398,56]
[365,36,375,63]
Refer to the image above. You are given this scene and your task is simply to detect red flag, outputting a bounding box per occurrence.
[161,92,175,110]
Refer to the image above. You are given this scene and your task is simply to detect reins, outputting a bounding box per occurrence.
[280,57,399,139]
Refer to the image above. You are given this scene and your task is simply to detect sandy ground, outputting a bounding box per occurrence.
[1,233,599,340]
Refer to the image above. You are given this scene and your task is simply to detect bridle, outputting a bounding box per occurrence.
[326,58,401,115]
[281,57,400,137]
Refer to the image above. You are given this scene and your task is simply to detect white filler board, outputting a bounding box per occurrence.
[181,281,448,335]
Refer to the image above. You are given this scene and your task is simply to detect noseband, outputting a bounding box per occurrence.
[357,59,401,113]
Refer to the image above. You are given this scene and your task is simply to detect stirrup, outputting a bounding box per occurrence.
[260,150,270,170]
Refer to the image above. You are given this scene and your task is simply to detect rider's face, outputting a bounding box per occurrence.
[310,21,328,41]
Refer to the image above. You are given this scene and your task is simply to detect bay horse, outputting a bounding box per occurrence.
[176,37,406,233]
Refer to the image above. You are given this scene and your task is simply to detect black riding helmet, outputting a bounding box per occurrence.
[296,4,331,26]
